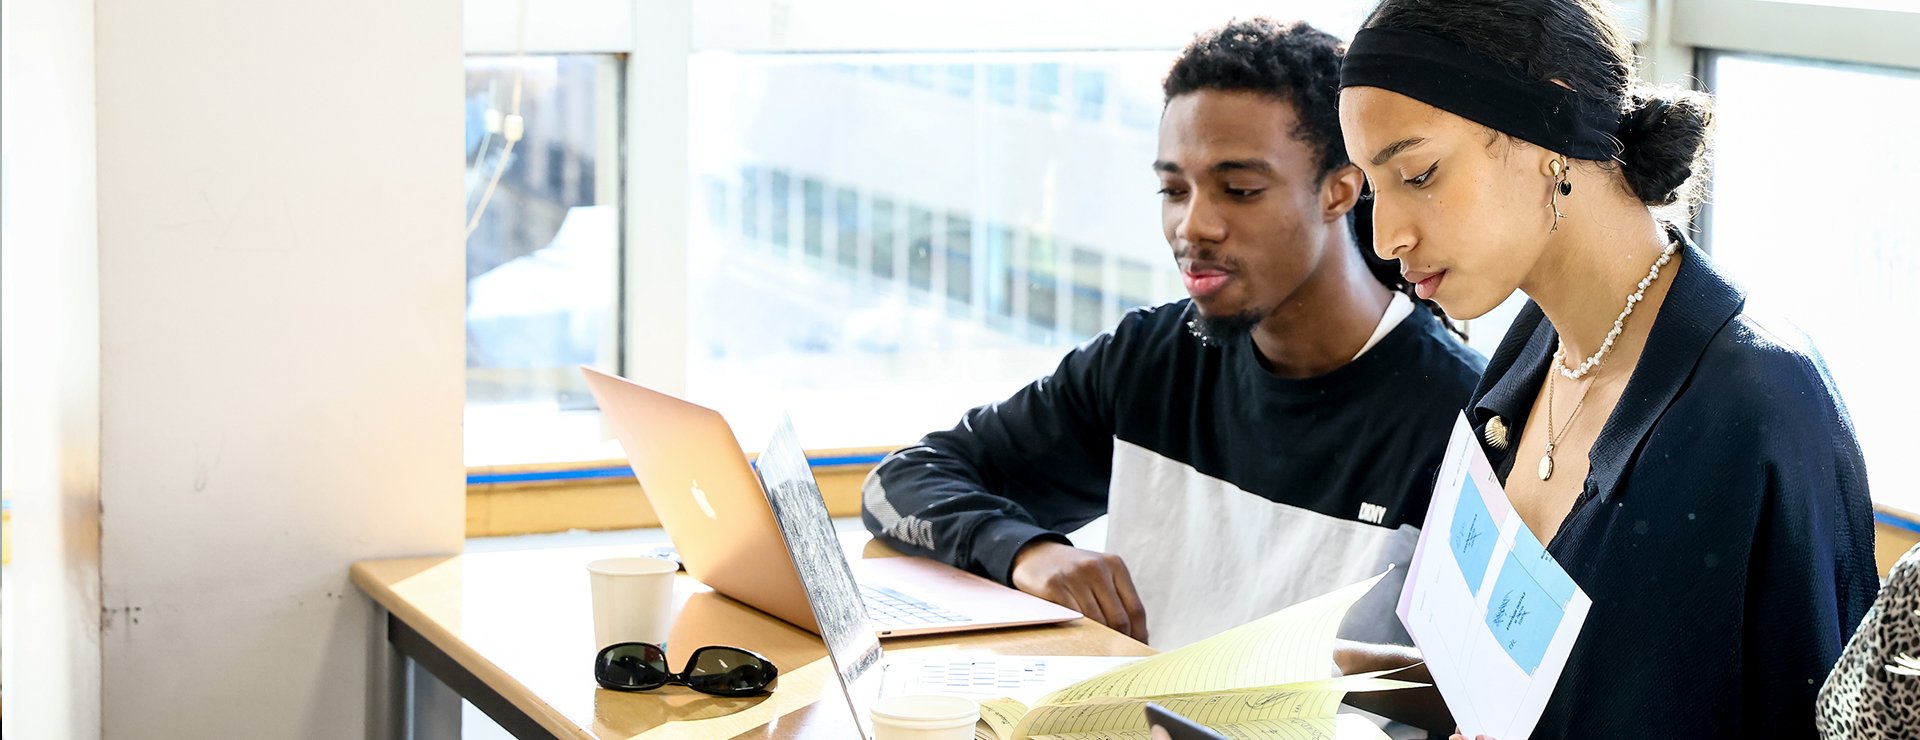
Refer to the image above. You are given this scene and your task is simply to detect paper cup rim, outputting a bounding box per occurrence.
[586,556,678,576]
[870,694,979,724]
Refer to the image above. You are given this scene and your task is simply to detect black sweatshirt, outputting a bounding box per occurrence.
[862,298,1486,647]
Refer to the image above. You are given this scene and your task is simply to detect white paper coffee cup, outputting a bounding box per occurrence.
[587,556,677,649]
[871,694,979,740]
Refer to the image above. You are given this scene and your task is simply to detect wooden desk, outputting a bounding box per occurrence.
[351,536,1153,738]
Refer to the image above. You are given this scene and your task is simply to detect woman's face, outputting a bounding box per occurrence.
[1339,86,1560,320]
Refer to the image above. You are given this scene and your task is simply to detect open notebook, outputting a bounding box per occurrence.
[969,574,1419,740]
[756,413,1420,740]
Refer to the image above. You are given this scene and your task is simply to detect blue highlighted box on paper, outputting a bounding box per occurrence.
[1507,524,1579,605]
[1484,526,1576,674]
[1449,477,1497,595]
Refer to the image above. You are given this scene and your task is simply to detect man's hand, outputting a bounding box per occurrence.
[1333,640,1454,733]
[1332,639,1424,676]
[1009,541,1149,643]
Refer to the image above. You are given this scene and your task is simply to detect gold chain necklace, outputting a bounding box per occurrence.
[1538,239,1679,481]
[1539,354,1594,481]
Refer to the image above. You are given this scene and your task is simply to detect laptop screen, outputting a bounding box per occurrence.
[756,415,883,737]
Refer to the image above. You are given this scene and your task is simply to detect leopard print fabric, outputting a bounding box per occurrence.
[1817,542,1920,739]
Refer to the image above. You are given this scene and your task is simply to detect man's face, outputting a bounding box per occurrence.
[1156,89,1339,338]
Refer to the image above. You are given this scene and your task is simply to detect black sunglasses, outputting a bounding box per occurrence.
[593,643,779,697]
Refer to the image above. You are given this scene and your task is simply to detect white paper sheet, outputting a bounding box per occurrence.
[1396,414,1593,740]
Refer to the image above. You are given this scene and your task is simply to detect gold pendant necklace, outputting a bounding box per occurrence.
[1540,355,1594,481]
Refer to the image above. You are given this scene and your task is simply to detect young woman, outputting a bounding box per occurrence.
[1330,1,1879,736]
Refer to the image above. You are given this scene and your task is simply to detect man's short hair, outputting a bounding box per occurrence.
[1162,18,1349,182]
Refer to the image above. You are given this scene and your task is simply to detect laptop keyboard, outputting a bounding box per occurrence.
[861,584,970,626]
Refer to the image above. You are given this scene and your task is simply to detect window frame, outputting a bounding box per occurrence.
[463,0,1655,459]
[456,1,1920,540]
[1667,0,1920,521]
[468,1,1913,481]
[1671,0,1920,73]
[461,51,627,394]
[466,0,690,408]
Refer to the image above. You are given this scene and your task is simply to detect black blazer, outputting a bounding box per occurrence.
[1466,233,1878,738]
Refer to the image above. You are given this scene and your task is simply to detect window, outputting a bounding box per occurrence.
[685,53,1187,447]
[1022,232,1063,342]
[871,197,898,281]
[1028,63,1062,112]
[945,213,975,312]
[986,225,1018,326]
[803,177,828,262]
[908,64,940,89]
[770,170,792,252]
[1704,52,1920,514]
[946,64,976,96]
[908,205,936,294]
[462,54,623,465]
[450,2,1396,464]
[834,187,862,274]
[459,0,1592,464]
[741,165,763,241]
[1070,246,1107,338]
[987,64,1019,105]
[1115,257,1154,316]
[1072,66,1109,123]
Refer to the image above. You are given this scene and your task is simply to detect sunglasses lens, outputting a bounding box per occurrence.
[683,647,777,695]
[595,643,670,690]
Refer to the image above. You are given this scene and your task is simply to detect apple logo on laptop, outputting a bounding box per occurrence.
[689,479,719,519]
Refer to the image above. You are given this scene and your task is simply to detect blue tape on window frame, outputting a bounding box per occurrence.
[805,453,888,468]
[1876,510,1920,535]
[466,453,889,486]
[467,466,636,485]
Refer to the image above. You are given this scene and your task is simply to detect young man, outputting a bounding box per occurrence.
[861,19,1484,650]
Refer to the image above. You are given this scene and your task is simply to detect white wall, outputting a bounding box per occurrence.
[4,0,463,735]
[1,0,104,735]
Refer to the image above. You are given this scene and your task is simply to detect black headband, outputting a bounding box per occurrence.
[1340,27,1619,161]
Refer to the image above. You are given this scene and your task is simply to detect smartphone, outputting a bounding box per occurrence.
[1144,703,1228,740]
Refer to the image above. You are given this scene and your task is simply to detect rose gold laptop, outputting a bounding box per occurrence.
[580,366,1081,637]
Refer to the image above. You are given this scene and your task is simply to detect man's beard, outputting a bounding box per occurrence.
[1185,308,1262,346]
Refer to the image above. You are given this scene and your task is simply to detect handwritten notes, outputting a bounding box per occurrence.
[1449,477,1497,596]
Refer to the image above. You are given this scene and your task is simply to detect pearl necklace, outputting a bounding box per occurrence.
[1538,239,1679,480]
[1554,240,1679,380]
